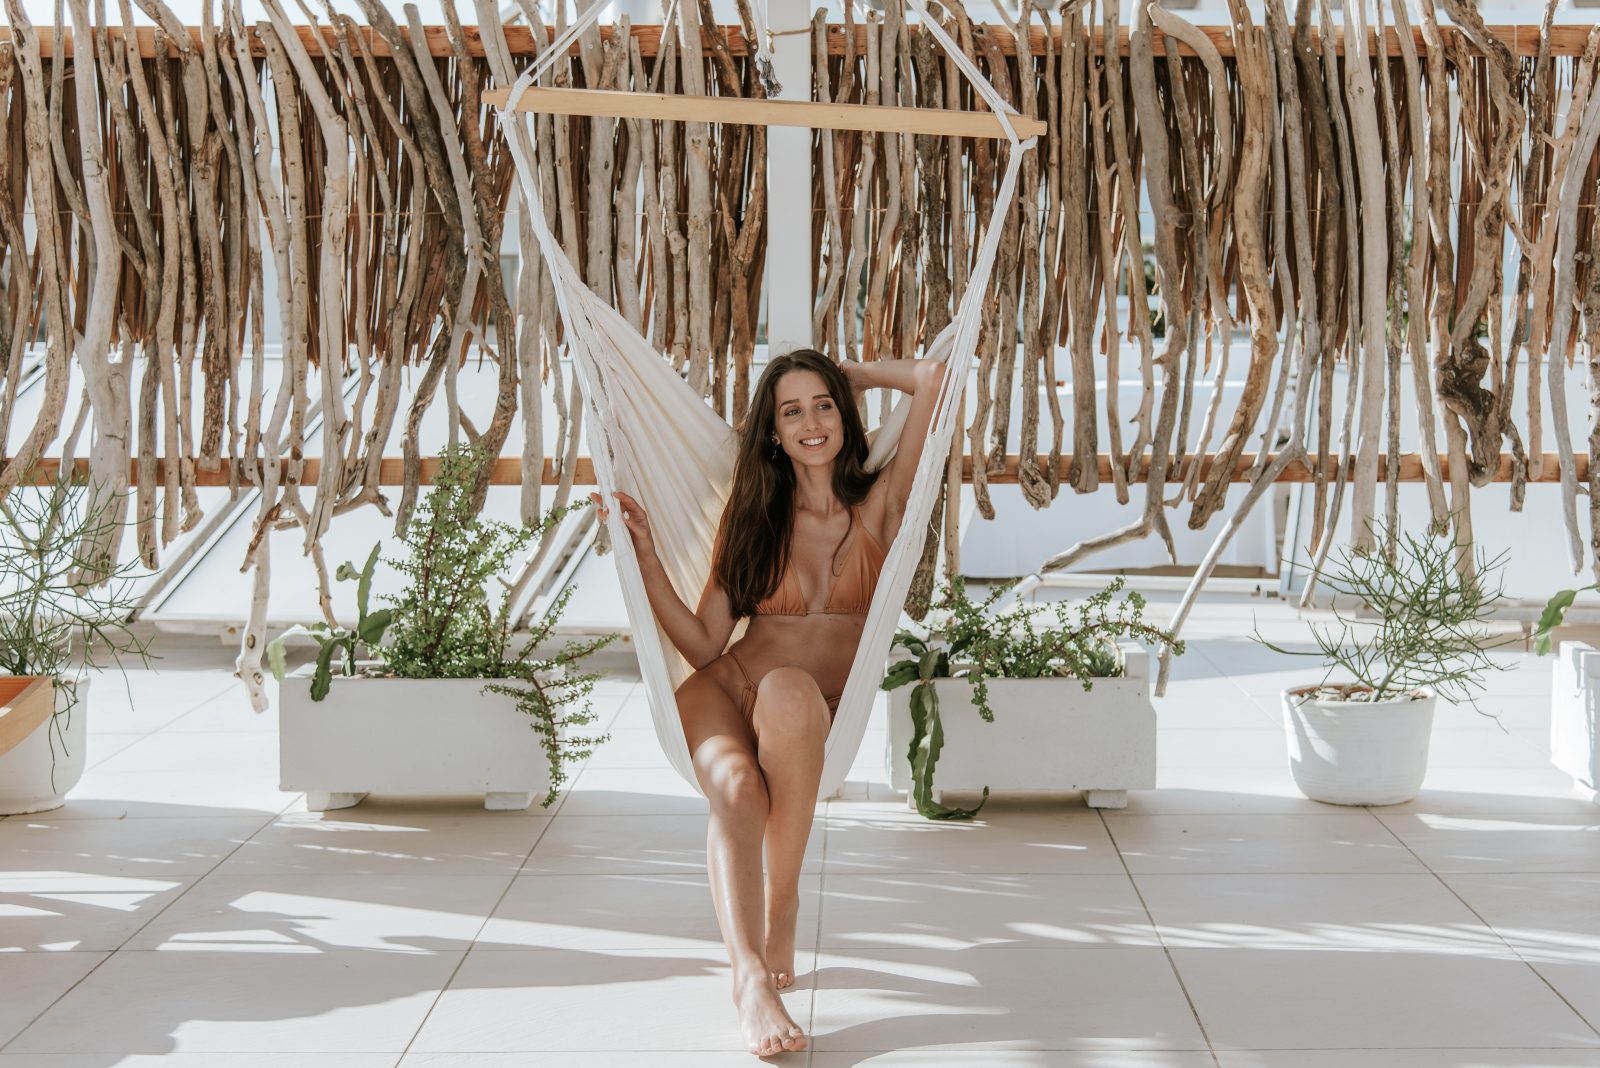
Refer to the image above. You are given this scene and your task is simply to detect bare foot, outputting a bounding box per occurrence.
[765,900,800,989]
[733,971,806,1057]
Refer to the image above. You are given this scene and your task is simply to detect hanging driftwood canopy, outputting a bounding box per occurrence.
[0,0,1596,696]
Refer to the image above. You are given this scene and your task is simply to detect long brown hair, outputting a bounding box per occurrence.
[715,349,875,618]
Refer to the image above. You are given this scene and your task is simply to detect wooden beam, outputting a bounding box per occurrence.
[483,85,1047,140]
[6,23,1582,61]
[9,452,1581,488]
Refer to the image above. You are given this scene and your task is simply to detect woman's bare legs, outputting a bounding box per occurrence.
[678,671,806,1057]
[748,667,830,990]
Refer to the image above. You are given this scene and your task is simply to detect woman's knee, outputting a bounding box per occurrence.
[755,666,823,711]
[697,748,768,811]
[752,670,830,746]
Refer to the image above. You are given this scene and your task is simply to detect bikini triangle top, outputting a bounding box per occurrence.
[754,508,886,617]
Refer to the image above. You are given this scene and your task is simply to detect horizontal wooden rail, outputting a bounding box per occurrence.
[4,23,1585,61]
[10,452,1584,488]
[484,84,1046,139]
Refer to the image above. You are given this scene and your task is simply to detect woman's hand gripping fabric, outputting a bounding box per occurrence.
[590,490,657,560]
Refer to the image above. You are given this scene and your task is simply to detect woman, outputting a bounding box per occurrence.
[593,348,945,1057]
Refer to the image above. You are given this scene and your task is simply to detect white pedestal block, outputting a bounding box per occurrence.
[885,643,1156,808]
[280,674,554,810]
[1553,641,1600,798]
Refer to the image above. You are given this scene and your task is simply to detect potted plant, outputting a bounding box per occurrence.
[270,446,614,811]
[881,576,1183,819]
[1533,580,1600,797]
[0,477,150,814]
[1255,528,1513,806]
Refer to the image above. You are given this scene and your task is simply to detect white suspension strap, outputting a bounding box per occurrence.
[528,0,614,84]
[903,0,1027,147]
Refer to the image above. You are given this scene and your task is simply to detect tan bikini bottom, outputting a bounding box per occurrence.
[725,648,842,722]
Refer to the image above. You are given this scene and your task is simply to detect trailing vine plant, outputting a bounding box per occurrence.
[882,576,1183,820]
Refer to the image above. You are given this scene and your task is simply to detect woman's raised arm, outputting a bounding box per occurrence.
[846,358,949,533]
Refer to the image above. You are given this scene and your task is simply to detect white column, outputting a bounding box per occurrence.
[763,0,813,355]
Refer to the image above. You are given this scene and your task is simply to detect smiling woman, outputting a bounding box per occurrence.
[589,345,946,1055]
[718,351,877,621]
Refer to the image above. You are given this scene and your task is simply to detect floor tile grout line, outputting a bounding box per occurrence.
[99,805,287,950]
[1096,806,1222,1067]
[1365,806,1600,1042]
[807,798,836,1039]
[113,675,245,739]
[802,797,831,1068]
[0,800,282,1055]
[396,798,563,1060]
[1397,832,1600,1041]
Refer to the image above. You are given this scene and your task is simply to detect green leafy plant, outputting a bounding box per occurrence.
[882,576,1183,821]
[265,543,392,700]
[267,444,614,804]
[1534,582,1600,656]
[0,476,152,785]
[1256,527,1514,706]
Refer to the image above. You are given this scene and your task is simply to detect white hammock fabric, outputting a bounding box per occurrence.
[499,0,1036,797]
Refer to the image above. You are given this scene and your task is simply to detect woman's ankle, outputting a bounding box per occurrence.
[730,954,770,985]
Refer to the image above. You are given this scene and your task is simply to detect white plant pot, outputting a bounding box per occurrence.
[1281,685,1436,806]
[885,642,1155,809]
[0,677,89,815]
[1552,641,1600,798]
[279,671,559,811]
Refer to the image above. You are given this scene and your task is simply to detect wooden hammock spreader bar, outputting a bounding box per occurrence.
[7,23,1585,60]
[12,452,1581,488]
[482,85,1047,140]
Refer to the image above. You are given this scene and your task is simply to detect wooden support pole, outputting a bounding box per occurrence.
[484,85,1046,139]
[13,452,1584,488]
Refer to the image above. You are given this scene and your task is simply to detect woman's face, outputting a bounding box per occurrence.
[770,368,844,470]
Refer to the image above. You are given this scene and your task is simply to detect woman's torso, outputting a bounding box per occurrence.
[715,497,891,701]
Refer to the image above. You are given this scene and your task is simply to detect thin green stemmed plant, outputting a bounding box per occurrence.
[0,475,152,788]
[1256,526,1514,708]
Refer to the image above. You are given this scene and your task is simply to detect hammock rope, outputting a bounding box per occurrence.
[499,0,1036,797]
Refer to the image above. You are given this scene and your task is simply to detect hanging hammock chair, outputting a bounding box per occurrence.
[497,0,1036,798]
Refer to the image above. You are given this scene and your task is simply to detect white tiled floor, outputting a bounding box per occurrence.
[3,594,1600,1067]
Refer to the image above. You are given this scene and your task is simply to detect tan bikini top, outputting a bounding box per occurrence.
[753,507,885,617]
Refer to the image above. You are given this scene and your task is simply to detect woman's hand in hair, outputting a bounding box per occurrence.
[590,490,657,559]
[838,358,869,396]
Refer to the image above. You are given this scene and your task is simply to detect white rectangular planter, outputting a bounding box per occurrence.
[885,642,1155,809]
[1552,641,1600,799]
[279,672,555,811]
